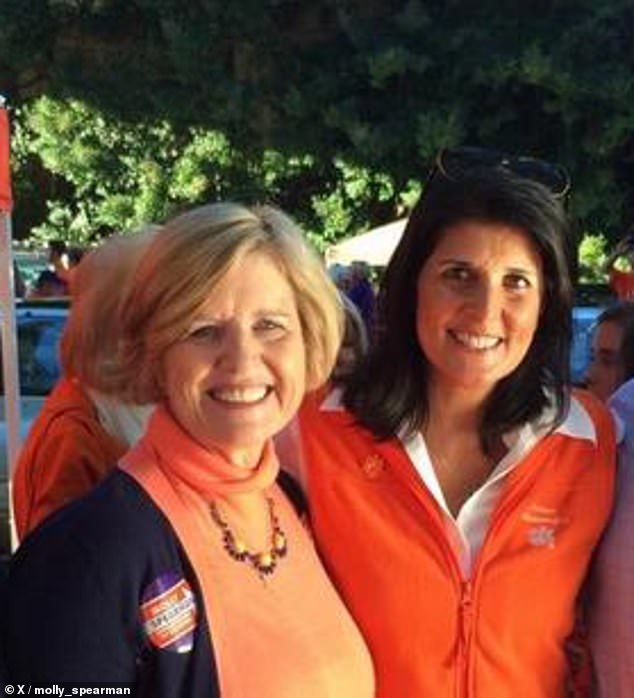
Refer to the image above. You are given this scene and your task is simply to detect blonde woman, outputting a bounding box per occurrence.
[5,203,374,698]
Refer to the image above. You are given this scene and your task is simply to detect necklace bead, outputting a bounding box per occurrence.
[210,496,287,579]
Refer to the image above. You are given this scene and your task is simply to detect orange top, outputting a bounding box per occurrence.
[121,406,374,698]
[297,389,615,698]
[609,268,634,300]
[13,377,125,539]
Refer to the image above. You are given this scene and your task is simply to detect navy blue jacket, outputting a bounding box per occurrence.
[4,471,219,697]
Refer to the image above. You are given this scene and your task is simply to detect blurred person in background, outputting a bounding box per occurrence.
[344,260,376,338]
[588,376,634,696]
[604,229,634,301]
[26,269,67,299]
[327,262,349,290]
[13,229,156,539]
[331,295,369,384]
[583,303,634,402]
[47,239,69,277]
[4,203,374,697]
[290,149,616,697]
[64,245,86,292]
[12,261,25,298]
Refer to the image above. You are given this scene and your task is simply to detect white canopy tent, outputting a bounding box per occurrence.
[325,218,407,267]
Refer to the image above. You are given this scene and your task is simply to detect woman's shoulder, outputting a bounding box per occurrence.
[4,471,210,690]
[552,391,617,488]
[570,388,616,443]
[299,386,358,427]
[39,376,95,417]
[13,470,180,575]
[24,377,117,451]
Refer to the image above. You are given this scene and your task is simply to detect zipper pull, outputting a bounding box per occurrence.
[457,581,474,697]
[460,580,473,642]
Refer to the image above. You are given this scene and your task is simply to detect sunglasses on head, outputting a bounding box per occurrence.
[433,146,571,199]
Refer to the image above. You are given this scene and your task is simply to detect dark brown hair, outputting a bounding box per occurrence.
[344,168,573,453]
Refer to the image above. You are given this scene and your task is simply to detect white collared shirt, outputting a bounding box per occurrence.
[399,396,595,577]
[320,389,598,579]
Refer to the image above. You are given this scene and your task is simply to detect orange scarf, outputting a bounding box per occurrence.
[122,403,279,499]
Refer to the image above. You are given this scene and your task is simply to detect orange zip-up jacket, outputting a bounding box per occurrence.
[296,389,615,698]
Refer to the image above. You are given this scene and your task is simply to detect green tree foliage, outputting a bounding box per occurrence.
[11,95,404,249]
[1,0,634,247]
[577,232,609,284]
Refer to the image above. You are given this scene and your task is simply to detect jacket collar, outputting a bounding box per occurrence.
[319,388,597,447]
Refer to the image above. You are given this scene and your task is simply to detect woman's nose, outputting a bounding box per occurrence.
[465,282,501,320]
[217,328,257,371]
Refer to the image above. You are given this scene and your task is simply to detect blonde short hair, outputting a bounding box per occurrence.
[114,202,344,404]
[60,226,158,390]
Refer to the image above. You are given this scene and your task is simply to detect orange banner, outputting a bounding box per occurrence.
[0,107,12,212]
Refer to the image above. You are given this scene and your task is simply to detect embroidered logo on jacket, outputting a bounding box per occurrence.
[521,505,569,549]
[140,572,198,653]
[360,454,387,479]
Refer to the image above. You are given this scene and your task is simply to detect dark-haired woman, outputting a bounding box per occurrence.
[291,152,616,697]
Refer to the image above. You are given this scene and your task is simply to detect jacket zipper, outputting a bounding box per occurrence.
[376,428,571,698]
[398,470,474,697]
[456,447,552,696]
[456,580,474,698]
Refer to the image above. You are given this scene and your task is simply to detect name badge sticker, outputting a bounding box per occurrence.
[140,571,198,653]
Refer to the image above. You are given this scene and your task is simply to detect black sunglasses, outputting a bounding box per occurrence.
[433,146,571,199]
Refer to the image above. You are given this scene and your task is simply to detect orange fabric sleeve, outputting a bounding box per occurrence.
[24,420,120,534]
[13,392,125,540]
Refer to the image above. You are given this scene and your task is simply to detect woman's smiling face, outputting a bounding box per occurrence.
[161,250,306,467]
[416,221,544,400]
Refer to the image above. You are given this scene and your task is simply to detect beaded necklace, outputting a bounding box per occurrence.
[210,496,288,579]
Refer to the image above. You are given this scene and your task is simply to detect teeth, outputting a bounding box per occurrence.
[211,387,269,403]
[453,331,501,350]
